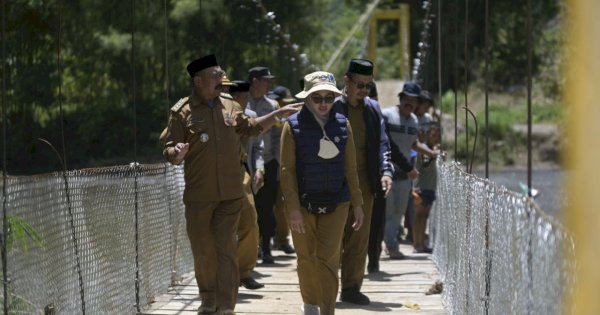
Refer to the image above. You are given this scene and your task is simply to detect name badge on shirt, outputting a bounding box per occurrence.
[199,132,209,143]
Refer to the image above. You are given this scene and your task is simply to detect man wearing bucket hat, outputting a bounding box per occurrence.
[280,71,364,315]
[330,59,397,305]
[161,55,300,315]
[381,82,439,261]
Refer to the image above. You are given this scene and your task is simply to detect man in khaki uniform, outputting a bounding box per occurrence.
[228,80,265,290]
[333,59,395,305]
[161,54,299,315]
[266,86,297,254]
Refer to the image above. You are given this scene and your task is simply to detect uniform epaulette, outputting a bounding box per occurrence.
[220,92,233,100]
[170,97,188,113]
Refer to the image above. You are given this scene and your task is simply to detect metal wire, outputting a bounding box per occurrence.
[130,0,141,312]
[464,0,469,172]
[526,0,533,198]
[1,0,8,313]
[484,0,490,179]
[432,161,575,315]
[38,139,85,315]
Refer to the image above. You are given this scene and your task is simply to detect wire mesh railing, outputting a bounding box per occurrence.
[431,160,575,315]
[0,163,192,314]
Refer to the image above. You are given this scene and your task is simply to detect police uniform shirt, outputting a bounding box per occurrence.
[163,92,263,202]
[248,96,280,163]
[241,108,265,176]
[381,107,419,159]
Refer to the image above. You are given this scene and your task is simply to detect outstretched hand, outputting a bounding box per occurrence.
[275,102,302,119]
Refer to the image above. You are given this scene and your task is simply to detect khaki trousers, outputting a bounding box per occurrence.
[185,198,242,311]
[237,172,260,278]
[341,171,374,290]
[274,186,291,246]
[292,202,350,315]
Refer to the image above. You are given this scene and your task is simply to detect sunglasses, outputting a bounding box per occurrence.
[351,80,375,90]
[310,95,335,104]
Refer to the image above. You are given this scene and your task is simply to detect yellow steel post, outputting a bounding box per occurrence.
[367,5,410,80]
[566,1,600,314]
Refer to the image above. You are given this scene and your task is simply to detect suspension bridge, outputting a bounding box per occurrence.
[0,0,596,314]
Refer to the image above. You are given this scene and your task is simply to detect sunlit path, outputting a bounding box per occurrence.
[142,243,446,315]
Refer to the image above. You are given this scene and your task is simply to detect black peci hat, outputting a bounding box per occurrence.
[347,59,374,76]
[187,54,219,77]
[229,80,251,93]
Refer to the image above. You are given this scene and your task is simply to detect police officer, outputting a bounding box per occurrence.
[332,59,394,305]
[161,54,299,315]
[266,86,297,254]
[281,71,364,315]
[228,80,265,290]
[247,66,280,264]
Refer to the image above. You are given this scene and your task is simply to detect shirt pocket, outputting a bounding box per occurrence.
[186,115,210,145]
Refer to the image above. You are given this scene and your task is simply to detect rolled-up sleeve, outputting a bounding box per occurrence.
[344,122,363,207]
[279,122,301,215]
[162,114,185,165]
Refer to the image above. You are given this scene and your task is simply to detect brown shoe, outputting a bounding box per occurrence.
[217,309,235,315]
[198,304,216,314]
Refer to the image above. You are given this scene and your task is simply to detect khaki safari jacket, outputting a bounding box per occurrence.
[162,93,264,203]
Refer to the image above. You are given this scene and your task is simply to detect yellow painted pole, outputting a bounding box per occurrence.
[565,1,600,314]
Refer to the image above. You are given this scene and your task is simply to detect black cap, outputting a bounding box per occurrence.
[187,54,219,77]
[267,86,296,102]
[247,66,275,81]
[398,81,421,98]
[368,82,378,98]
[419,90,433,103]
[347,59,374,76]
[229,80,250,93]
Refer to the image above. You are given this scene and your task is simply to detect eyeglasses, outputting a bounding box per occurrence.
[310,95,335,104]
[197,69,226,80]
[212,69,226,80]
[350,79,375,90]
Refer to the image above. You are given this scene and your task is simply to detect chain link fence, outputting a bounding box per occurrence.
[0,163,192,314]
[431,161,575,315]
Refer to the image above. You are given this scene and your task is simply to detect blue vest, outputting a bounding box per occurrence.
[288,107,350,204]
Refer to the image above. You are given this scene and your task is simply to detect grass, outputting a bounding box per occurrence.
[439,86,563,166]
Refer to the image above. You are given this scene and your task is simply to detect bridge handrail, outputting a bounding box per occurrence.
[0,163,192,314]
[431,160,575,315]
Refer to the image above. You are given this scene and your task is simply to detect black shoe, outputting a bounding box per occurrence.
[340,287,370,305]
[276,243,296,254]
[414,247,433,254]
[240,277,264,290]
[262,251,274,264]
[367,262,380,274]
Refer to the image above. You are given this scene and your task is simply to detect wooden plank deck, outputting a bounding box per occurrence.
[142,243,447,315]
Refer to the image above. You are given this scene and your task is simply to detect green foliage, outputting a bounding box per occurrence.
[0,0,564,174]
[6,215,45,253]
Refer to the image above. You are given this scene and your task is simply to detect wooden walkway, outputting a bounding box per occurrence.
[142,243,447,315]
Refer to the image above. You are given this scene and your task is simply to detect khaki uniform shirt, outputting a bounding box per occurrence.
[346,103,368,172]
[280,121,364,214]
[162,93,263,202]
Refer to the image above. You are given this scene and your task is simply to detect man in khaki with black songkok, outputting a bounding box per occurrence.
[161,54,299,315]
